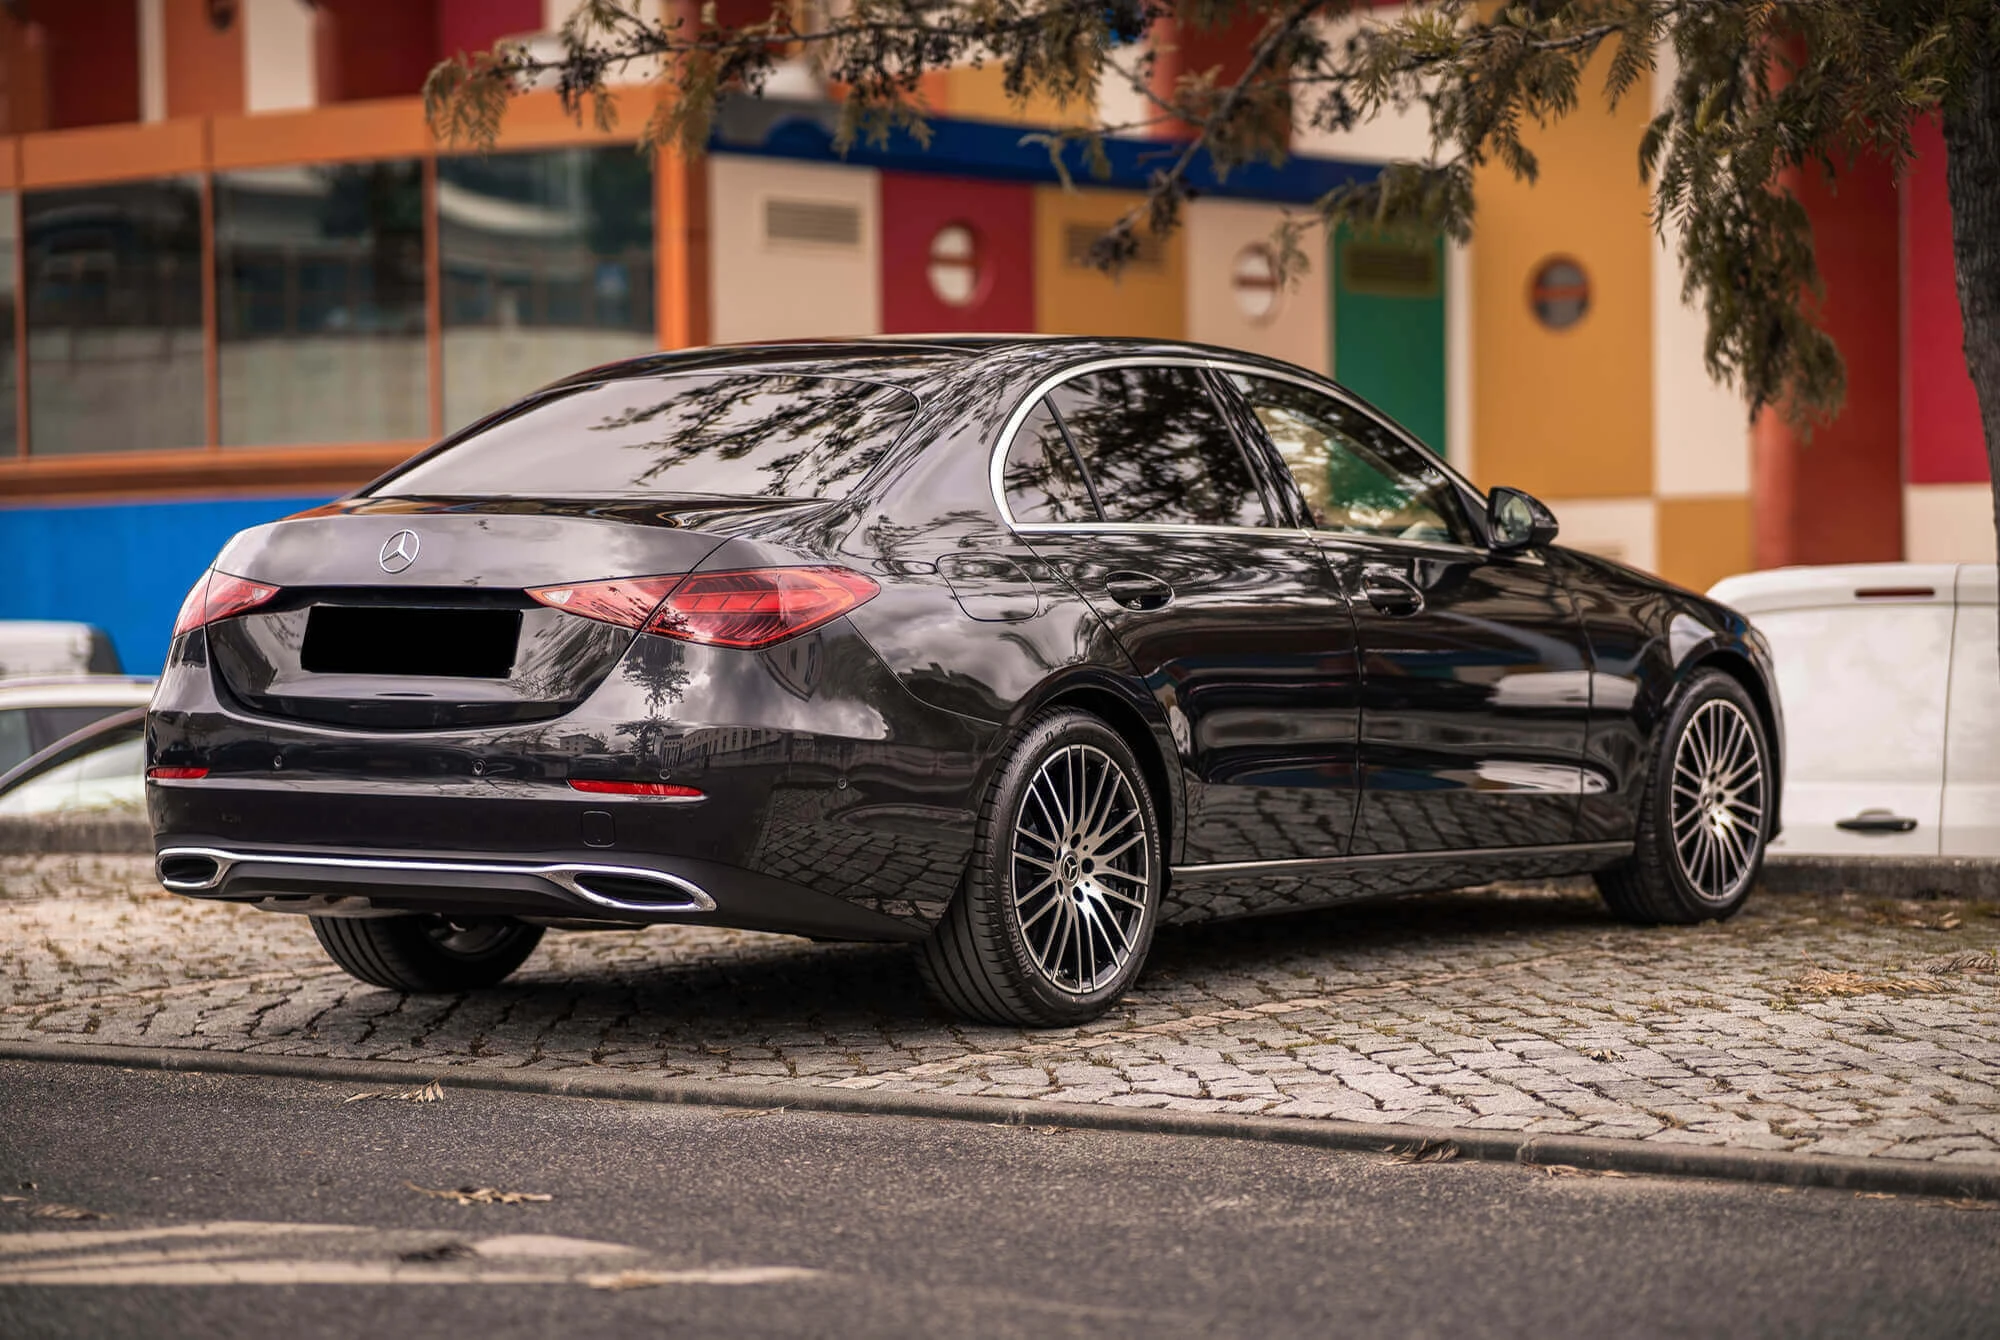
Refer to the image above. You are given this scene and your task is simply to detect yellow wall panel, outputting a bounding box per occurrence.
[943,65,1085,127]
[1657,496,1753,593]
[1034,187,1186,338]
[1471,53,1653,500]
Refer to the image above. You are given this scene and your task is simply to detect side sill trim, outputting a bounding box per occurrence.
[1170,841,1634,880]
[155,846,717,914]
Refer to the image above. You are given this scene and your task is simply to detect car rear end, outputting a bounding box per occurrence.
[147,360,983,942]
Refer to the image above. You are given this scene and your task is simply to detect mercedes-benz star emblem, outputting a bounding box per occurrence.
[378,530,421,574]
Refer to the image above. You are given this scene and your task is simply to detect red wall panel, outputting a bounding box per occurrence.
[1902,115,1987,485]
[34,0,139,130]
[880,173,1035,334]
[316,0,437,103]
[437,0,543,58]
[1753,152,1903,567]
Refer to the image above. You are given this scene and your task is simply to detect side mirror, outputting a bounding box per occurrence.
[1488,487,1559,552]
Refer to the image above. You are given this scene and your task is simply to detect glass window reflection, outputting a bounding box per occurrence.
[215,162,428,446]
[1003,397,1096,524]
[24,180,204,455]
[439,147,655,431]
[1050,367,1266,528]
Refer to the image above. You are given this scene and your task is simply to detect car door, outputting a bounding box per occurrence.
[1000,362,1363,866]
[1221,371,1594,854]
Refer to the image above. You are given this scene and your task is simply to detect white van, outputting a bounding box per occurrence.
[1708,564,1997,859]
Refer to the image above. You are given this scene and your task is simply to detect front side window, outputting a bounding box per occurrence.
[378,373,917,500]
[1229,374,1469,545]
[1002,397,1096,524]
[1049,367,1266,527]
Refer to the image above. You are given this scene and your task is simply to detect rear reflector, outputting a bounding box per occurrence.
[529,566,879,650]
[173,570,282,636]
[568,779,705,800]
[146,766,209,780]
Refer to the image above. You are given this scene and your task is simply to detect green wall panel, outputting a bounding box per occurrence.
[1331,226,1448,456]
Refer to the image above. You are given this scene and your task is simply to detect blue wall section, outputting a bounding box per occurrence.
[0,495,324,675]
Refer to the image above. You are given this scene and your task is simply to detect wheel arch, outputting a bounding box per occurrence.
[1027,678,1183,866]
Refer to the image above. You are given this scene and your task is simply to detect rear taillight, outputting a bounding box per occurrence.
[173,570,281,636]
[146,766,209,780]
[568,780,705,800]
[528,567,878,650]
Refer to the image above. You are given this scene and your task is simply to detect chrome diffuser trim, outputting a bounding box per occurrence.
[155,846,716,913]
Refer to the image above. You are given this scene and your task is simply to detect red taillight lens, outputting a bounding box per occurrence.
[649,567,879,649]
[568,780,705,800]
[173,570,281,636]
[146,766,209,780]
[530,567,878,650]
[526,575,684,629]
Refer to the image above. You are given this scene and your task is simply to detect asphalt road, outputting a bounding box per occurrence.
[1,1060,1996,1339]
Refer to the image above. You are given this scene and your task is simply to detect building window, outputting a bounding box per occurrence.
[1231,243,1280,323]
[1530,257,1590,330]
[214,162,428,447]
[439,147,656,432]
[926,223,982,307]
[24,179,204,455]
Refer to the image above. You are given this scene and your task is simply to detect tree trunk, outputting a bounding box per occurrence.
[1940,42,2000,585]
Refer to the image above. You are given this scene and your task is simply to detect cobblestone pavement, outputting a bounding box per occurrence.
[6,855,2000,1166]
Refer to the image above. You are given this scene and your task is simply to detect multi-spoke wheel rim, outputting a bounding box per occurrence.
[1669,699,1765,903]
[1010,743,1151,993]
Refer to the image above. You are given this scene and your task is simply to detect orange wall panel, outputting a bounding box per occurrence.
[211,97,429,168]
[20,117,203,188]
[1657,496,1752,593]
[1470,51,1652,499]
[163,0,245,119]
[1033,187,1184,338]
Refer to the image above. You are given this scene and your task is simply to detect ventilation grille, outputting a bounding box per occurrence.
[764,198,863,248]
[1343,241,1439,297]
[1063,223,1164,270]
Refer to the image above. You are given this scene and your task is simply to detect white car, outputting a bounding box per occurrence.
[1708,563,1996,859]
[0,675,157,777]
[0,620,123,679]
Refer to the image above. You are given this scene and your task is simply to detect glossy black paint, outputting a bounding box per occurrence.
[147,336,1781,944]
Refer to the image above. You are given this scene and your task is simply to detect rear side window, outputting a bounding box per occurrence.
[1049,367,1267,527]
[1002,397,1097,524]
[377,373,919,500]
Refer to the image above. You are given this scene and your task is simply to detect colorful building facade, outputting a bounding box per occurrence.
[0,0,1988,673]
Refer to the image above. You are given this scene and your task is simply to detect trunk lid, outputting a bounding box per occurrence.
[204,496,826,730]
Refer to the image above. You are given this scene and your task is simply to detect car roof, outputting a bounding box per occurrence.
[0,675,156,709]
[1708,563,1990,615]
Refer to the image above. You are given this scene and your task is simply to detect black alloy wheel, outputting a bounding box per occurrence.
[1597,670,1772,924]
[310,915,545,992]
[919,708,1162,1027]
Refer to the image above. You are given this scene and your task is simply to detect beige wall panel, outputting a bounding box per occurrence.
[1185,198,1326,371]
[1292,13,1431,162]
[1543,497,1657,572]
[1905,484,1998,563]
[709,156,882,345]
[244,0,317,113]
[1034,187,1185,338]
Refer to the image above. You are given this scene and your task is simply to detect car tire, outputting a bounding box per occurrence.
[1596,670,1773,925]
[309,915,544,992]
[918,709,1163,1027]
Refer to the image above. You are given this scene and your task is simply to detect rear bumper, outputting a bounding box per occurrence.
[153,840,927,942]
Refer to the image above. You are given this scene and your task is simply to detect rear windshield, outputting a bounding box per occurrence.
[375,373,919,500]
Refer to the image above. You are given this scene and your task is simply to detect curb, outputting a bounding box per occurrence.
[5,1039,1997,1203]
[1761,855,2000,901]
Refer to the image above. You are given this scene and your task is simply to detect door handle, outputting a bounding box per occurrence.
[1835,809,1919,834]
[1359,566,1424,616]
[1104,571,1174,611]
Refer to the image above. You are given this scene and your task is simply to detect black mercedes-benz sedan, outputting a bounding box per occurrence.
[147,337,1782,1026]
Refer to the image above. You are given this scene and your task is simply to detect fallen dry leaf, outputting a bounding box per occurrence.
[1788,967,1950,999]
[1854,1192,1897,1200]
[1861,900,1965,932]
[1383,1140,1458,1165]
[1941,1198,1999,1212]
[1536,1163,1631,1180]
[1585,1048,1624,1063]
[722,1106,788,1120]
[346,1080,444,1105]
[1913,951,1999,976]
[406,1181,551,1207]
[30,1202,105,1220]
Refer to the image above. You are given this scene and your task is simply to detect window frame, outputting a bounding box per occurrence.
[987,357,1296,535]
